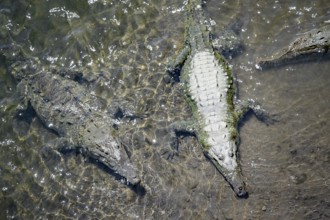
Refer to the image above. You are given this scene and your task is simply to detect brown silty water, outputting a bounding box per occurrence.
[0,0,329,219]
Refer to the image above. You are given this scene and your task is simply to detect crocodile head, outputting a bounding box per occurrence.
[228,171,248,198]
[204,141,248,198]
[79,117,141,185]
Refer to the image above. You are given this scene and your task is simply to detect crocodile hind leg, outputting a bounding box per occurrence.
[39,137,75,167]
[108,99,148,123]
[160,120,196,160]
[52,137,78,153]
[164,45,190,83]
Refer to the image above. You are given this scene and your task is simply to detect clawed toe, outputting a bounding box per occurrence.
[160,147,178,160]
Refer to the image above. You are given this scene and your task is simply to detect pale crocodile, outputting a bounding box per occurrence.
[256,24,330,69]
[1,46,141,185]
[165,0,273,197]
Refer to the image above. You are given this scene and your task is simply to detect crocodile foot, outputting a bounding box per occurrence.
[236,99,278,125]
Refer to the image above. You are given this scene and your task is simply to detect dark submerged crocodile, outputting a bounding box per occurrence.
[165,0,272,197]
[1,47,141,185]
[256,24,330,69]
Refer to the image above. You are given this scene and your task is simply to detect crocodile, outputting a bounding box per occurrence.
[165,0,273,197]
[256,24,330,69]
[1,46,141,185]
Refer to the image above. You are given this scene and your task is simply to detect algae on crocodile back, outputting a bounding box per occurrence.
[214,51,239,140]
[180,61,211,150]
[180,50,240,151]
[163,0,277,198]
[185,0,240,141]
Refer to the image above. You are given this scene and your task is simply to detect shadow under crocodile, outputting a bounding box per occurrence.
[13,103,147,196]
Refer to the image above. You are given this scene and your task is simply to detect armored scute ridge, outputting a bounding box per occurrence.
[2,50,141,186]
[188,49,246,196]
[166,0,272,197]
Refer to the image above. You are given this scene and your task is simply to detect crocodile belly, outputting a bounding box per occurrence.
[188,50,237,172]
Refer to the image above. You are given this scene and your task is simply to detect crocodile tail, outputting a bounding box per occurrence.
[184,0,210,51]
[185,0,204,25]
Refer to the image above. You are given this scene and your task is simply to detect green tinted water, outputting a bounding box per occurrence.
[0,0,330,219]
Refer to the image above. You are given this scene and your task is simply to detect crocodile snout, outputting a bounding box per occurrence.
[230,175,248,198]
[129,176,141,185]
[234,184,248,198]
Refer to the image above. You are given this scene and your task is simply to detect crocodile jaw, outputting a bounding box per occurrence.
[188,49,246,196]
[206,144,247,197]
[79,119,141,185]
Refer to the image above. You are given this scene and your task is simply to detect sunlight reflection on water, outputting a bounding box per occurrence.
[0,0,330,219]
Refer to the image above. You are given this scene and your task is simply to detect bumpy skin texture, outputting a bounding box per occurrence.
[15,67,141,185]
[166,0,275,197]
[257,24,330,69]
[166,0,249,197]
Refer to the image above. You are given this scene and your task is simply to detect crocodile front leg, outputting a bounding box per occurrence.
[235,99,278,125]
[211,29,243,59]
[107,99,148,125]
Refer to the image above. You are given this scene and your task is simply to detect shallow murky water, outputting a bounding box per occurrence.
[1,0,330,219]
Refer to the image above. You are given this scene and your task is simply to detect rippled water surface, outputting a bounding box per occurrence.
[1,0,330,219]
